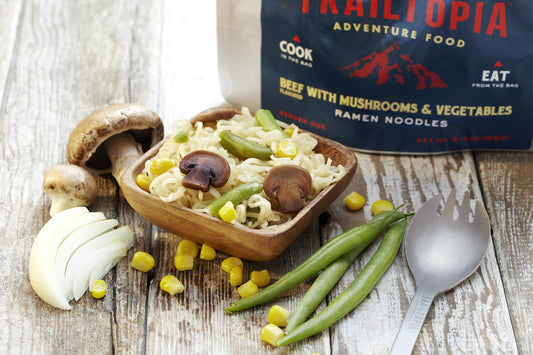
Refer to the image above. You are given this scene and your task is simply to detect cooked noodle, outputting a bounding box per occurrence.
[144,107,345,229]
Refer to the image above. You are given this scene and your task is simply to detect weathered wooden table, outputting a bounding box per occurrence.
[1,1,531,354]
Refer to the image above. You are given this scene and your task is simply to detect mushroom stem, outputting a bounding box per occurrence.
[102,132,142,182]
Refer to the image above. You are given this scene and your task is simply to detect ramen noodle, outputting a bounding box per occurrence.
[144,107,346,229]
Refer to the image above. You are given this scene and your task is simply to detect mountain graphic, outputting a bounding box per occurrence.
[341,42,447,90]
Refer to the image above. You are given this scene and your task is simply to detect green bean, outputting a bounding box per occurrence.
[173,127,189,143]
[278,218,407,346]
[224,208,406,314]
[255,109,289,138]
[284,242,361,333]
[219,130,273,161]
[207,181,263,218]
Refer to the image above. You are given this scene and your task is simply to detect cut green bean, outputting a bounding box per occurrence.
[278,218,407,346]
[173,127,189,143]
[219,130,273,161]
[284,242,362,333]
[208,181,263,218]
[225,208,406,314]
[255,109,289,138]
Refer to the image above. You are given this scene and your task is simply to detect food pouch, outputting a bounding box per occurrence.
[217,0,533,153]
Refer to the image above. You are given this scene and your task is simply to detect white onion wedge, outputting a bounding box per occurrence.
[29,207,134,310]
[29,207,89,310]
[66,226,133,300]
[55,218,119,295]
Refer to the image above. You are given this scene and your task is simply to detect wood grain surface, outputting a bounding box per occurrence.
[0,1,531,354]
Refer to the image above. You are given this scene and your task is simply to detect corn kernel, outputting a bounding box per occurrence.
[177,239,199,257]
[344,191,365,211]
[372,199,394,216]
[131,251,155,272]
[276,139,298,159]
[250,270,271,287]
[221,257,243,273]
[160,275,185,296]
[174,254,194,271]
[136,173,151,192]
[268,305,290,327]
[238,280,259,298]
[219,201,237,222]
[283,124,297,137]
[199,244,216,260]
[229,266,243,286]
[91,280,106,299]
[260,324,284,347]
[149,157,176,175]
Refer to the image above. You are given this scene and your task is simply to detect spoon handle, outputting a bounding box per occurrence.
[389,288,436,355]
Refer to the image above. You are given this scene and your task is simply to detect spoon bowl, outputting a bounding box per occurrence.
[390,189,491,354]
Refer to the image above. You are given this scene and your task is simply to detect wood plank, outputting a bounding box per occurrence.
[145,2,330,353]
[323,153,517,354]
[476,151,533,354]
[0,0,159,353]
[0,0,23,102]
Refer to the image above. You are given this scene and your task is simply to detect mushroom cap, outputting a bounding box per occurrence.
[43,164,98,216]
[179,150,231,192]
[263,165,312,213]
[189,105,241,125]
[66,103,164,174]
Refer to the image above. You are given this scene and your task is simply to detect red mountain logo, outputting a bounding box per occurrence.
[341,42,447,90]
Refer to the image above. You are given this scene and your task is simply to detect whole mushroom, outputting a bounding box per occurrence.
[179,150,231,192]
[43,164,98,216]
[263,165,313,213]
[66,103,164,183]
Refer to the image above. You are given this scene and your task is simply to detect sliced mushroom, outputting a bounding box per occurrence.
[43,164,98,216]
[263,165,312,213]
[179,150,231,192]
[189,105,241,125]
[66,103,164,182]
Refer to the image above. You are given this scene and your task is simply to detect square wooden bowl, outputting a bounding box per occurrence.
[121,130,357,261]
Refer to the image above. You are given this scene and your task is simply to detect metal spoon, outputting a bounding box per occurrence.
[390,190,491,354]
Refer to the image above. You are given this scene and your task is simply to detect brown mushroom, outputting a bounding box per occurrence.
[189,105,241,125]
[179,150,231,192]
[66,103,164,182]
[43,164,98,216]
[263,165,313,213]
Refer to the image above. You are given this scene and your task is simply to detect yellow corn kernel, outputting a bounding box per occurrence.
[160,275,185,296]
[199,244,216,260]
[221,257,243,273]
[250,270,271,287]
[219,201,237,222]
[268,305,290,327]
[174,254,194,271]
[238,280,259,298]
[149,157,176,175]
[136,173,151,192]
[177,239,199,257]
[229,266,244,286]
[372,200,394,216]
[91,280,106,299]
[283,124,297,137]
[276,139,298,159]
[344,191,365,211]
[260,324,284,347]
[131,251,155,272]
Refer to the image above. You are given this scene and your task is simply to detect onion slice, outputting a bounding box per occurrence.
[29,207,134,309]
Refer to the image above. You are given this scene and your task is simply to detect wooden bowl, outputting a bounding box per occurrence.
[120,131,357,261]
